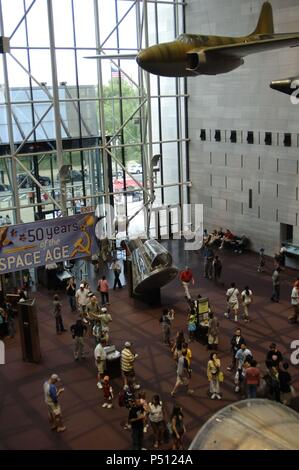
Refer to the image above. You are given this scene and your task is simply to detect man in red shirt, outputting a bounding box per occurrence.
[244,359,260,398]
[179,266,194,300]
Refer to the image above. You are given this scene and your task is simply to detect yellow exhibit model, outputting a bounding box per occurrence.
[136,2,299,77]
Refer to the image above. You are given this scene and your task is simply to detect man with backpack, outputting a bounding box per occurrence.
[118,383,136,430]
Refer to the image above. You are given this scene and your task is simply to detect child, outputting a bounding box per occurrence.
[102,375,113,409]
[257,248,265,272]
[187,310,197,342]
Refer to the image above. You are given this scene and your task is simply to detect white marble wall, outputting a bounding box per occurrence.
[186,0,299,254]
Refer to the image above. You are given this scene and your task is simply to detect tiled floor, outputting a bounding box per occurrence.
[0,241,298,450]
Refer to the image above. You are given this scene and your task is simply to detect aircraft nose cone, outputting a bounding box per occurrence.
[136,48,155,72]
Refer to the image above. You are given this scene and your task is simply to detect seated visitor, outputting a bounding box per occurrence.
[219,229,236,249]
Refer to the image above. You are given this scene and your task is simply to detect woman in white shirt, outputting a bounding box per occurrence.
[241,286,253,322]
[148,395,165,449]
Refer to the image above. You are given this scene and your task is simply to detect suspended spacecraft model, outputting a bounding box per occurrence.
[127,238,178,296]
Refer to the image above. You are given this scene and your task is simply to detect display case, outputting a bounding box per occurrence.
[189,399,299,450]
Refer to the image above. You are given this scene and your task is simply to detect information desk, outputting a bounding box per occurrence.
[195,321,209,345]
[194,297,210,345]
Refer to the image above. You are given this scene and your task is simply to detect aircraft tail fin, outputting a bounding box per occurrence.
[251,1,274,35]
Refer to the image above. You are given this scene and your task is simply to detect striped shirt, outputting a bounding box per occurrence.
[121,347,135,372]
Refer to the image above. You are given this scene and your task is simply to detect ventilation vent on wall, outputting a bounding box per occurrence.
[284,133,291,147]
[230,130,237,143]
[265,132,272,145]
[215,130,221,142]
[200,129,206,141]
[247,131,254,144]
[249,189,253,209]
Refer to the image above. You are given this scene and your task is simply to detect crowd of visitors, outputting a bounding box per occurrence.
[1,230,298,451]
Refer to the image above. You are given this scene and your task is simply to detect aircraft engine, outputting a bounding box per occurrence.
[186,50,206,71]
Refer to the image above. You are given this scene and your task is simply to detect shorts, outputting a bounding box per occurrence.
[208,334,218,345]
[123,369,135,378]
[96,360,106,374]
[47,402,61,416]
[228,301,239,312]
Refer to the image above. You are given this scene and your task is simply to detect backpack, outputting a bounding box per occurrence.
[124,388,135,408]
[118,389,126,407]
[118,387,135,408]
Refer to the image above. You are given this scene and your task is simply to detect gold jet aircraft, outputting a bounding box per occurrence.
[136,2,299,77]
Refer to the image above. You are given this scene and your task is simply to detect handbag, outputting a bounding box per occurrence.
[218,371,224,382]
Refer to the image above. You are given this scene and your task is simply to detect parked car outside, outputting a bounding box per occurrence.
[56,169,87,182]
[17,173,51,188]
[127,163,142,174]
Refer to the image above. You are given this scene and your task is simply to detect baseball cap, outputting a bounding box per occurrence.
[51,374,60,381]
[101,307,107,312]
[124,341,131,347]
[80,283,84,288]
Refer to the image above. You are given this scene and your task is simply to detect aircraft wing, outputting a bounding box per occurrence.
[190,34,299,59]
[84,53,136,60]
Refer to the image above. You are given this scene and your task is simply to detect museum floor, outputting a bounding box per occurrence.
[0,240,299,450]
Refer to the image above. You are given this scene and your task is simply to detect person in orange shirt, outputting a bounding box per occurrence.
[97,275,109,306]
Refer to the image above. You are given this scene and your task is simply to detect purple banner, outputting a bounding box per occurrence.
[0,213,97,274]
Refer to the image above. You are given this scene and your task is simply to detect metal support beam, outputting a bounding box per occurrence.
[47,0,67,216]
[94,0,112,231]
[9,0,36,40]
[142,0,155,237]
[0,2,21,223]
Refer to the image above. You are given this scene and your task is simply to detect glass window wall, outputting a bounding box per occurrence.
[0,0,188,237]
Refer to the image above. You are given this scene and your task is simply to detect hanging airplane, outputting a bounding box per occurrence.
[136,2,299,77]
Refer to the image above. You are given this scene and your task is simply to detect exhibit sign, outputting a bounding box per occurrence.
[0,213,97,274]
[197,297,209,315]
